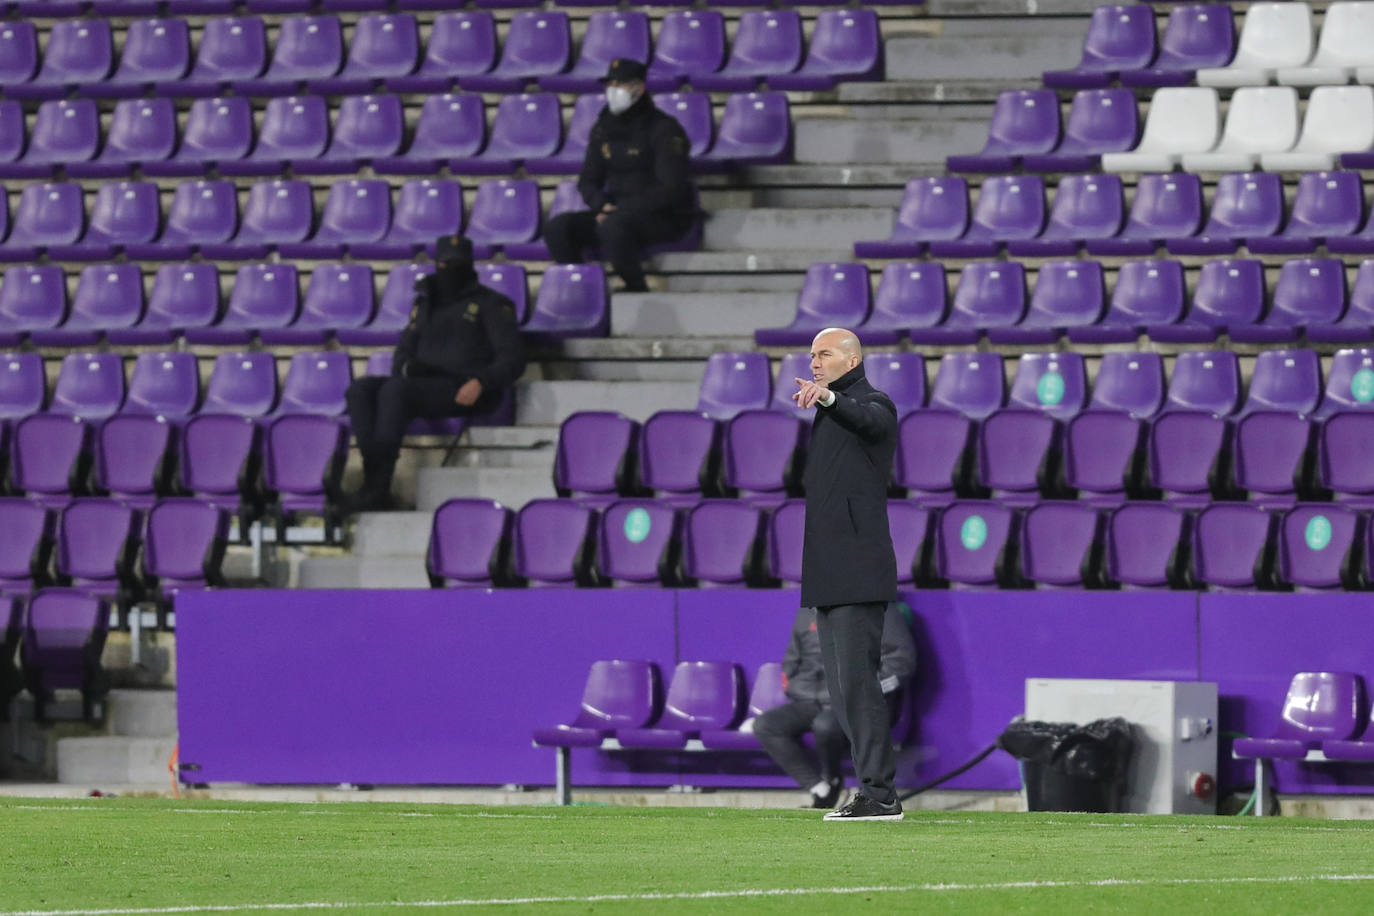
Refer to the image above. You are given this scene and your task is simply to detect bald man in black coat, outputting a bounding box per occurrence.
[792,327,902,821]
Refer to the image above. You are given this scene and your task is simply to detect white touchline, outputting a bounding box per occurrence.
[5,874,1374,916]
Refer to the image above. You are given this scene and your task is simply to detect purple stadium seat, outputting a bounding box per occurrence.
[1024,89,1140,173]
[616,660,743,748]
[48,353,124,422]
[723,410,805,504]
[532,659,662,749]
[1121,4,1235,87]
[1166,350,1242,417]
[525,94,609,175]
[1232,259,1348,346]
[1150,259,1265,345]
[681,500,763,587]
[220,96,326,177]
[109,263,219,346]
[895,409,973,504]
[476,263,529,324]
[272,351,352,417]
[859,262,947,344]
[929,176,1046,258]
[1319,410,1374,505]
[863,353,927,418]
[523,263,607,338]
[1249,171,1363,257]
[1242,349,1323,418]
[926,352,1006,421]
[0,265,67,343]
[337,263,432,346]
[0,498,53,595]
[1092,352,1166,419]
[0,100,98,179]
[253,16,344,90]
[699,662,789,750]
[1148,352,1241,506]
[910,262,1027,347]
[0,23,38,88]
[0,353,46,421]
[94,415,172,509]
[279,179,391,260]
[31,264,142,348]
[163,18,267,97]
[179,413,262,519]
[1008,352,1087,421]
[887,500,935,586]
[698,352,770,421]
[389,12,496,93]
[1234,673,1363,765]
[768,353,814,423]
[946,90,1060,174]
[186,264,298,346]
[1316,348,1374,419]
[989,260,1105,345]
[646,10,725,91]
[977,355,1083,505]
[20,588,109,721]
[1020,502,1104,588]
[426,498,512,589]
[694,10,802,91]
[259,264,373,346]
[142,498,229,618]
[18,20,113,99]
[0,101,24,170]
[1069,259,1184,345]
[144,97,253,178]
[1007,175,1124,258]
[302,95,403,175]
[123,351,199,420]
[69,98,176,178]
[315,12,418,93]
[541,11,650,93]
[1281,504,1364,591]
[374,94,484,175]
[1086,173,1203,258]
[596,499,680,587]
[766,498,805,585]
[772,8,882,91]
[554,411,639,504]
[99,18,190,96]
[464,179,540,257]
[754,262,870,347]
[1233,411,1314,508]
[1064,353,1166,504]
[659,93,715,162]
[11,414,89,507]
[464,11,571,93]
[126,180,235,262]
[1192,502,1277,590]
[854,177,968,259]
[638,411,719,505]
[1310,269,1374,345]
[936,501,1018,589]
[51,181,159,263]
[1045,4,1157,89]
[452,93,561,175]
[700,92,791,166]
[512,499,595,587]
[55,498,139,608]
[1165,172,1283,257]
[262,415,348,520]
[1106,502,1190,589]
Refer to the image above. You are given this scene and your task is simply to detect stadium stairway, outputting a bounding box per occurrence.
[54,690,178,786]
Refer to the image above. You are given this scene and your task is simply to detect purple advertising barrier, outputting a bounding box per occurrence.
[1200,593,1374,796]
[906,590,1201,791]
[176,589,678,786]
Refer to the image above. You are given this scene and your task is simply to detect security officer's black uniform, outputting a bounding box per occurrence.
[544,58,696,292]
[343,236,526,512]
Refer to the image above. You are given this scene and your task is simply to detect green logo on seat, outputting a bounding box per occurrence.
[960,515,988,551]
[1037,371,1065,407]
[1352,368,1374,404]
[623,507,651,544]
[1305,515,1332,552]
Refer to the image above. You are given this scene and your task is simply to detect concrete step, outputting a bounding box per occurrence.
[417,466,555,513]
[297,555,430,589]
[466,425,558,448]
[448,447,554,469]
[741,163,919,187]
[106,689,177,739]
[750,187,914,208]
[57,735,178,786]
[653,250,854,274]
[664,273,808,294]
[539,360,709,382]
[794,116,989,166]
[550,337,754,361]
[702,208,892,252]
[515,379,700,425]
[839,80,1027,105]
[846,102,997,122]
[352,511,439,557]
[926,0,1101,16]
[886,33,1086,81]
[611,292,796,338]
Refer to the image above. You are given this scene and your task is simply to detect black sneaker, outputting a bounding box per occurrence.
[823,793,903,821]
[807,779,842,809]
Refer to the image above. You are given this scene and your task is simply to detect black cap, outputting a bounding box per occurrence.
[435,234,472,263]
[600,58,648,84]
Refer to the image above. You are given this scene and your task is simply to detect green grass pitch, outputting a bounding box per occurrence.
[3,796,1373,914]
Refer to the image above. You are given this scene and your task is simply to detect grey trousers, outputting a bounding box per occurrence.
[815,601,897,804]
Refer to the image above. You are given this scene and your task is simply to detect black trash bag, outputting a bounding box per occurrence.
[997,717,1135,813]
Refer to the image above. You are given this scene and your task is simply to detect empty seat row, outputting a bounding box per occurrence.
[0,259,607,345]
[0,90,791,180]
[4,0,908,15]
[1103,86,1374,174]
[0,9,877,101]
[860,170,1374,265]
[1045,3,1234,89]
[768,257,1374,347]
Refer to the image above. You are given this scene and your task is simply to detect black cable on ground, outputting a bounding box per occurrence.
[898,740,1001,803]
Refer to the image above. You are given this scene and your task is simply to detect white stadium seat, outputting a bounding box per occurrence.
[1102,87,1220,173]
[1279,2,1374,87]
[1262,85,1374,171]
[1197,2,1313,88]
[1180,86,1300,172]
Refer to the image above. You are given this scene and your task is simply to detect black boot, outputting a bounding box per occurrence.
[354,450,397,513]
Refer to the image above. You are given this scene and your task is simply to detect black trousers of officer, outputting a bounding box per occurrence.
[345,375,464,464]
[815,601,898,804]
[753,699,848,791]
[544,209,689,290]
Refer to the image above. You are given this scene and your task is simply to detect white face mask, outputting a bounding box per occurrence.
[605,86,635,115]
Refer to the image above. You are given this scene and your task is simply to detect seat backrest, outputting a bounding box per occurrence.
[465,179,540,244]
[1021,501,1102,587]
[203,351,278,416]
[277,351,351,416]
[1043,175,1123,238]
[409,93,485,158]
[639,410,718,496]
[116,17,190,82]
[126,351,199,419]
[144,498,229,583]
[794,261,871,327]
[161,180,238,244]
[475,263,527,323]
[1106,502,1188,588]
[1215,86,1299,153]
[697,351,771,420]
[12,413,88,498]
[767,353,812,420]
[872,262,948,329]
[0,22,38,85]
[371,263,433,332]
[57,498,138,582]
[978,89,1060,156]
[51,352,124,420]
[146,263,220,331]
[1267,257,1346,328]
[1199,173,1283,238]
[652,10,725,77]
[1026,259,1106,327]
[1122,173,1203,239]
[1155,3,1235,70]
[313,178,391,243]
[1090,352,1166,418]
[1135,87,1219,154]
[0,497,51,587]
[966,175,1045,238]
[1273,671,1363,741]
[714,92,791,153]
[570,659,661,729]
[767,498,805,584]
[389,178,464,245]
[344,12,419,77]
[937,501,1016,587]
[37,19,113,85]
[682,500,761,586]
[657,660,744,731]
[191,17,267,81]
[597,499,678,585]
[328,94,403,157]
[84,181,160,246]
[1243,348,1322,416]
[1192,503,1275,589]
[262,414,347,497]
[0,264,68,330]
[575,10,651,73]
[1058,88,1138,154]
[513,498,594,586]
[1229,1,1313,70]
[949,261,1027,329]
[179,97,253,161]
[68,264,144,332]
[891,176,969,241]
[726,10,802,72]
[265,14,343,81]
[104,98,177,163]
[747,662,787,717]
[554,410,639,497]
[0,352,46,419]
[723,410,804,496]
[255,96,328,158]
[1008,352,1087,420]
[179,413,258,498]
[1294,85,1374,154]
[419,12,497,77]
[1165,350,1241,416]
[803,8,880,73]
[0,100,24,163]
[28,99,99,163]
[496,10,570,74]
[1318,411,1374,497]
[888,499,935,585]
[1074,4,1156,71]
[928,352,1006,420]
[863,353,926,417]
[1282,172,1362,245]
[24,589,106,663]
[299,263,374,330]
[226,264,300,330]
[1107,259,1186,328]
[485,92,562,156]
[1279,504,1362,590]
[427,498,511,586]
